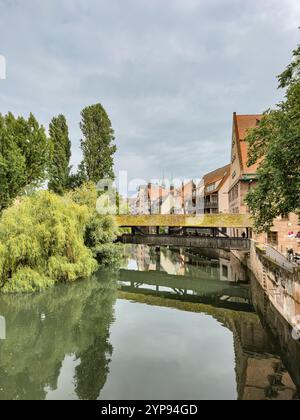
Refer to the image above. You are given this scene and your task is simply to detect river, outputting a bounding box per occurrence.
[0,244,299,400]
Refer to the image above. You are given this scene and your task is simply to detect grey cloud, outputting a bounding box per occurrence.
[0,0,299,183]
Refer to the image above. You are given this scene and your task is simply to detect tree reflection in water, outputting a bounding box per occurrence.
[0,270,117,400]
[0,244,299,400]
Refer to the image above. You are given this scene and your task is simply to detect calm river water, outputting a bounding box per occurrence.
[0,244,299,400]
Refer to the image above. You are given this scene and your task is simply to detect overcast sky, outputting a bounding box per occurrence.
[0,0,299,187]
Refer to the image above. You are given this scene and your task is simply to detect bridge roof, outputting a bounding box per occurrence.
[115,214,252,228]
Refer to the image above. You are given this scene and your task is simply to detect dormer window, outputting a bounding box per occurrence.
[206,183,216,193]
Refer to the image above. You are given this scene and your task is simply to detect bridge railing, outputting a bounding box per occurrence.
[120,234,250,250]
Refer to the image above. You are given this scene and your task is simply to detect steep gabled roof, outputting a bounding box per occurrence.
[203,164,230,189]
[234,113,262,174]
[148,184,168,202]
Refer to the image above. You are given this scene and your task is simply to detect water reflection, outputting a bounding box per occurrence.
[0,272,117,400]
[0,245,299,400]
[121,245,251,312]
[120,245,300,400]
[123,244,248,282]
[251,275,300,398]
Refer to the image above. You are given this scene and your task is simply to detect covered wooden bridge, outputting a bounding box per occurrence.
[114,214,253,250]
[115,214,252,229]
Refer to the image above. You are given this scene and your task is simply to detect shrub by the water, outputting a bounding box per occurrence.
[68,182,121,265]
[0,184,119,293]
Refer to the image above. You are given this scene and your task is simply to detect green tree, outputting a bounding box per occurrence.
[68,182,120,266]
[0,190,98,292]
[0,183,119,294]
[0,112,48,210]
[16,113,48,186]
[245,45,300,232]
[67,161,87,190]
[80,104,116,183]
[48,115,72,195]
[0,115,26,210]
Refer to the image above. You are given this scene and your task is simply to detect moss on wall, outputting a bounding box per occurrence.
[115,214,252,228]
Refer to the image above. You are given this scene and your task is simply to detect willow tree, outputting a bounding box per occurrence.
[0,190,98,293]
[48,115,72,195]
[0,183,119,294]
[80,104,116,183]
[245,45,300,232]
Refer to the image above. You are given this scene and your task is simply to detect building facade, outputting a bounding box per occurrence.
[135,183,168,215]
[196,165,230,215]
[228,112,300,255]
[182,181,197,215]
[228,113,262,217]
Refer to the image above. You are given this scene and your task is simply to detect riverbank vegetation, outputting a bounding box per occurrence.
[0,184,119,294]
[0,103,120,294]
[246,44,300,232]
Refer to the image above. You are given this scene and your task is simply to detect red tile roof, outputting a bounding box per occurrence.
[234,113,262,174]
[203,164,230,187]
[148,185,168,201]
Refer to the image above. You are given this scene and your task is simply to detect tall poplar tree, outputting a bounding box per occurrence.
[0,112,48,210]
[48,115,72,195]
[80,104,116,183]
[0,114,26,210]
[16,113,49,187]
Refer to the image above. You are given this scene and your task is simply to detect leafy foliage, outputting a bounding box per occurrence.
[48,115,72,195]
[2,268,54,294]
[246,45,300,232]
[0,190,98,293]
[0,184,119,293]
[278,45,300,88]
[68,182,120,266]
[0,112,48,210]
[80,104,116,183]
[67,161,88,190]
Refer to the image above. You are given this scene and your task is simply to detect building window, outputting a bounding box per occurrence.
[267,231,278,245]
[222,265,228,279]
[281,213,289,221]
[236,185,239,198]
[206,183,216,193]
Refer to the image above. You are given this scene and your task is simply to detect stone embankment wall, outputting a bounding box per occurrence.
[234,241,300,327]
[244,241,299,288]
